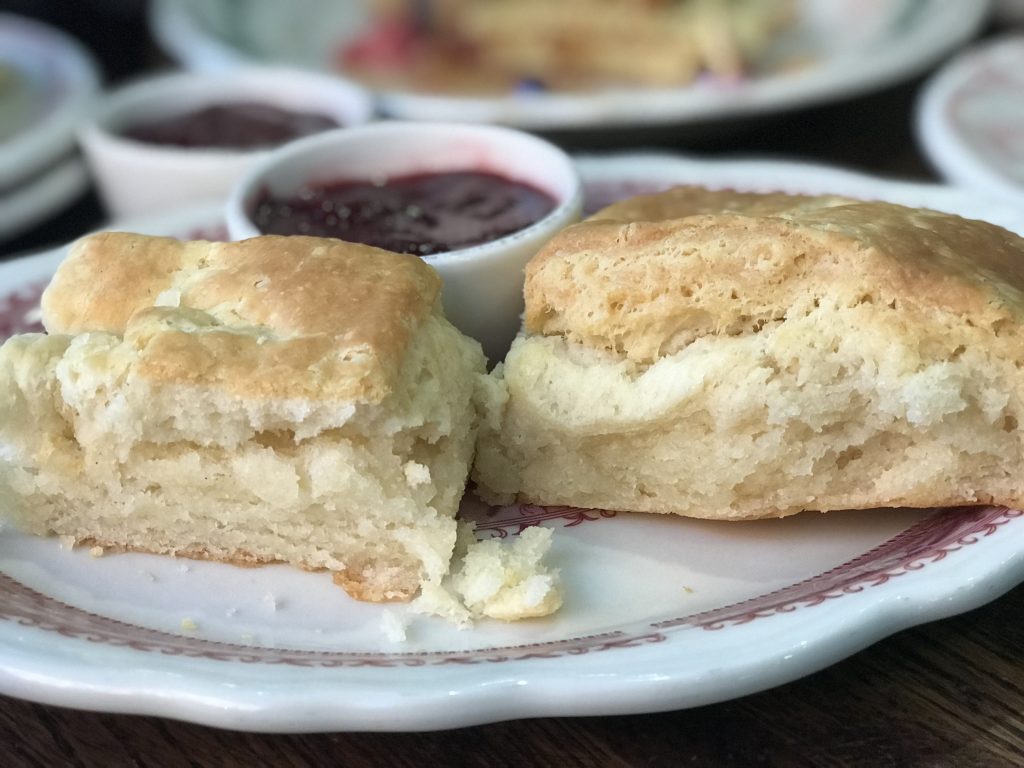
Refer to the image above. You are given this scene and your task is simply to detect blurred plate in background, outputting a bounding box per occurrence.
[0,14,100,241]
[1,156,1022,731]
[917,36,1024,204]
[151,0,988,131]
[0,14,99,186]
[0,157,89,242]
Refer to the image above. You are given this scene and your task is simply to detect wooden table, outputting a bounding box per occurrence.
[1,8,1022,767]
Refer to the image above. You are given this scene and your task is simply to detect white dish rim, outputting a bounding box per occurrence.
[0,155,89,242]
[0,13,101,185]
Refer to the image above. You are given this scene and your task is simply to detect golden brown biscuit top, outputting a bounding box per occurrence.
[524,186,1024,363]
[42,232,442,403]
[590,186,855,222]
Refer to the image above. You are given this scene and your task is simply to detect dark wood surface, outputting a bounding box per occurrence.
[1,7,1022,767]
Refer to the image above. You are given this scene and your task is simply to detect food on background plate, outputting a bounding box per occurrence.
[250,170,558,256]
[120,102,340,150]
[343,0,794,93]
[474,187,1024,519]
[0,232,560,621]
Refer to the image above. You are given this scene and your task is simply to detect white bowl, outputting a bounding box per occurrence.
[77,68,373,219]
[226,121,583,360]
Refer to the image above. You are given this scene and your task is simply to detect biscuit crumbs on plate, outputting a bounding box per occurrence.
[413,525,562,627]
[380,608,409,643]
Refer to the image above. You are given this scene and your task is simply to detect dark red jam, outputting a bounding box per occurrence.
[250,171,558,256]
[121,103,339,150]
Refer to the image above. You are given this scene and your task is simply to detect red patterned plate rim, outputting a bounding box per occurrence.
[0,505,1017,668]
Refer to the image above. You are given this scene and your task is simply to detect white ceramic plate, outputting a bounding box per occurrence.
[0,156,90,242]
[151,0,989,130]
[1,156,1022,732]
[917,36,1024,204]
[0,14,100,186]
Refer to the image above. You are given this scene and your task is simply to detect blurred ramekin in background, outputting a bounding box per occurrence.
[78,68,373,219]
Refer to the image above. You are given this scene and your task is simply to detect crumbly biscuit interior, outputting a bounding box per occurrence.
[0,312,484,602]
[475,294,1024,518]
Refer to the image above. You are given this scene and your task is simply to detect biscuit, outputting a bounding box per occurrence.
[0,232,485,601]
[474,188,1024,519]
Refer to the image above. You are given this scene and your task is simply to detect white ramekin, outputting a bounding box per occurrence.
[226,121,583,360]
[77,68,374,219]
